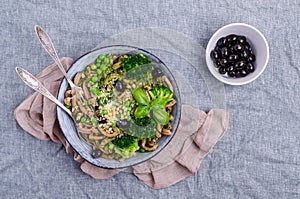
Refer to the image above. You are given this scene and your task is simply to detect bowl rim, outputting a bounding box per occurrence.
[206,23,269,85]
[56,44,181,168]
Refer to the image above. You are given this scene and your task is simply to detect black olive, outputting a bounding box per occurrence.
[216,38,223,47]
[235,70,243,78]
[229,46,235,54]
[210,50,220,60]
[225,34,233,42]
[248,54,256,62]
[214,60,221,68]
[221,47,229,58]
[97,116,107,123]
[220,58,228,67]
[226,65,235,72]
[217,37,227,47]
[238,36,247,44]
[231,35,238,43]
[218,67,227,75]
[233,44,244,52]
[246,63,255,73]
[115,81,125,92]
[244,42,252,51]
[152,67,163,78]
[235,69,248,78]
[245,46,252,52]
[240,49,250,59]
[91,149,102,158]
[226,34,237,44]
[235,61,246,70]
[228,71,236,77]
[228,54,239,62]
[214,46,221,51]
[240,69,248,77]
[117,119,129,129]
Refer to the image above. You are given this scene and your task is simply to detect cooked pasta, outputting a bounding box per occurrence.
[64,52,176,161]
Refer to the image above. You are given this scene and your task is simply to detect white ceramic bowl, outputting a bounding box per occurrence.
[206,23,269,85]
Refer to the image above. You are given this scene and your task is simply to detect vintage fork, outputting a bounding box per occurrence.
[15,66,92,146]
[35,25,94,113]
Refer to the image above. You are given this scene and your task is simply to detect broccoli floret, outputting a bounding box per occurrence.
[121,53,153,82]
[149,85,173,100]
[112,135,140,159]
[148,85,173,107]
[112,135,139,152]
[121,53,151,72]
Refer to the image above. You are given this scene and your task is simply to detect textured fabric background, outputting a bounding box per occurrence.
[1,0,299,198]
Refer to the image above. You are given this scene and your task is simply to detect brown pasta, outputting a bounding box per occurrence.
[63,53,177,161]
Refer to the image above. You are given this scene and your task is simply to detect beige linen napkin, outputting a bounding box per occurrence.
[14,57,120,179]
[14,58,228,188]
[133,107,228,189]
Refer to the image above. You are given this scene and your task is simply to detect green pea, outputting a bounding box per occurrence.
[109,144,114,150]
[80,116,87,123]
[101,109,108,115]
[98,54,105,60]
[90,64,97,70]
[91,76,98,83]
[126,111,130,117]
[139,148,145,153]
[96,62,101,67]
[91,117,97,124]
[90,87,101,95]
[104,145,109,151]
[100,64,106,71]
[103,57,110,64]
[112,121,116,127]
[65,104,71,109]
[97,69,102,75]
[125,100,131,107]
[83,101,88,106]
[115,114,121,119]
[86,120,91,125]
[89,81,94,86]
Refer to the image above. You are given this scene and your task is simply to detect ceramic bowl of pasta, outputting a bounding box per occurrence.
[57,45,181,168]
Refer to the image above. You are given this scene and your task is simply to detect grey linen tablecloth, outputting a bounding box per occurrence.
[1,0,299,198]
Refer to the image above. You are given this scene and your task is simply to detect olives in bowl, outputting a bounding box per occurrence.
[206,23,269,85]
[210,34,256,78]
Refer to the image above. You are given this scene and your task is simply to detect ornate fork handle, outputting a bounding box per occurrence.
[15,67,72,116]
[35,25,75,88]
[34,25,97,119]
